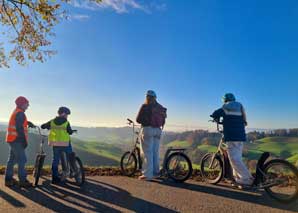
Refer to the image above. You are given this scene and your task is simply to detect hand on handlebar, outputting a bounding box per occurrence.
[28,121,36,128]
[209,117,223,125]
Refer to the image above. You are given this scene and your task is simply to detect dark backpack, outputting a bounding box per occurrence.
[151,103,167,128]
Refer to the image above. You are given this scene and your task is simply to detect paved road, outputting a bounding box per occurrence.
[0,175,298,213]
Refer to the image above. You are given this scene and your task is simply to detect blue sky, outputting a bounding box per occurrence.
[1,0,298,130]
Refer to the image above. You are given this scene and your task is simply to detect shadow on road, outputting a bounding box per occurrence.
[11,177,177,213]
[0,189,26,208]
[154,179,298,212]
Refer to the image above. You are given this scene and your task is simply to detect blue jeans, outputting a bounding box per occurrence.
[5,142,27,182]
[140,127,162,179]
[52,143,72,178]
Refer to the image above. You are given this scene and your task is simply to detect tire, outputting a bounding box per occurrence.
[263,159,298,203]
[200,153,223,184]
[120,152,138,176]
[73,157,85,186]
[165,152,193,183]
[33,154,46,186]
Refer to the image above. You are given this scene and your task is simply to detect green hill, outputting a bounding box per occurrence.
[72,139,123,162]
[166,140,190,148]
[0,131,120,166]
[197,144,217,153]
[246,137,298,164]
[257,137,298,143]
[287,154,298,164]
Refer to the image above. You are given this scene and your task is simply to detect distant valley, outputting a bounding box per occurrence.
[0,123,297,170]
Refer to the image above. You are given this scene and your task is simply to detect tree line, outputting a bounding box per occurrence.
[247,128,298,141]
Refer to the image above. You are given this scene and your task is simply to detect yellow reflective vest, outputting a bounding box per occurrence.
[48,120,70,147]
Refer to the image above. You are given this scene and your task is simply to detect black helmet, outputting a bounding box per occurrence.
[58,106,71,115]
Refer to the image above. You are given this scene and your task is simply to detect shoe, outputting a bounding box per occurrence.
[5,178,18,187]
[138,175,152,181]
[237,184,253,190]
[18,179,33,188]
[52,177,61,184]
[231,182,252,190]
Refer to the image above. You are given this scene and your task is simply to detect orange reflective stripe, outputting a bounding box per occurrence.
[7,132,17,136]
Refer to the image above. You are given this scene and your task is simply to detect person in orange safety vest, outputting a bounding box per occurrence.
[5,96,35,187]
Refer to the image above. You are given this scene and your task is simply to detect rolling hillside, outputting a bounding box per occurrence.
[166,140,190,148]
[1,124,298,169]
[254,137,298,163]
[0,131,120,166]
[161,135,298,166]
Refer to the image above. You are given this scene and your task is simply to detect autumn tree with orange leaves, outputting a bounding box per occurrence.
[0,0,101,68]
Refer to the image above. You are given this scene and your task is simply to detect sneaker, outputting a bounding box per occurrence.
[18,179,33,188]
[138,175,152,181]
[153,173,161,179]
[5,178,18,187]
[231,182,252,190]
[237,183,253,190]
[51,177,61,184]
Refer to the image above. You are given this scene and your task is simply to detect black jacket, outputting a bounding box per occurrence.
[211,101,247,142]
[41,117,74,135]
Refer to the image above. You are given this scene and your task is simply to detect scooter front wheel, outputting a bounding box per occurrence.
[33,154,46,186]
[73,156,85,186]
[200,153,223,184]
[120,152,138,176]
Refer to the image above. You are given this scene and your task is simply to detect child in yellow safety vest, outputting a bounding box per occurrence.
[41,106,76,184]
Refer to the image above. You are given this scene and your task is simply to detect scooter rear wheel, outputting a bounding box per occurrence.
[165,152,193,183]
[263,159,298,203]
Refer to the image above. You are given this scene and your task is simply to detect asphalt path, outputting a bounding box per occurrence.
[0,176,298,213]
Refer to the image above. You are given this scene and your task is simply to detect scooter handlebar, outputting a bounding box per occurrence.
[127,118,134,125]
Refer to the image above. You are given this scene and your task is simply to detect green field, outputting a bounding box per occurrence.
[166,140,190,148]
[73,140,123,162]
[245,149,264,160]
[287,154,298,164]
[197,144,217,153]
[251,137,298,164]
[257,137,298,143]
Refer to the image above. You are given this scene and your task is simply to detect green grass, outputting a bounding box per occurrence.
[253,137,298,164]
[166,140,190,148]
[257,137,298,143]
[287,154,298,165]
[197,144,217,153]
[244,149,264,160]
[191,163,200,170]
[256,142,298,155]
[72,140,122,162]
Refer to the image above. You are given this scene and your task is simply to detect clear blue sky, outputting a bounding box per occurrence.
[1,0,298,130]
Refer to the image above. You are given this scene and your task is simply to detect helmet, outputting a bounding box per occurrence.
[222,93,236,103]
[15,96,29,107]
[58,107,71,115]
[146,90,157,98]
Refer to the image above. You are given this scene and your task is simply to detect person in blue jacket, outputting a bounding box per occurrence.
[211,93,253,188]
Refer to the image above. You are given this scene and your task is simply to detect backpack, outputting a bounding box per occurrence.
[151,103,167,128]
